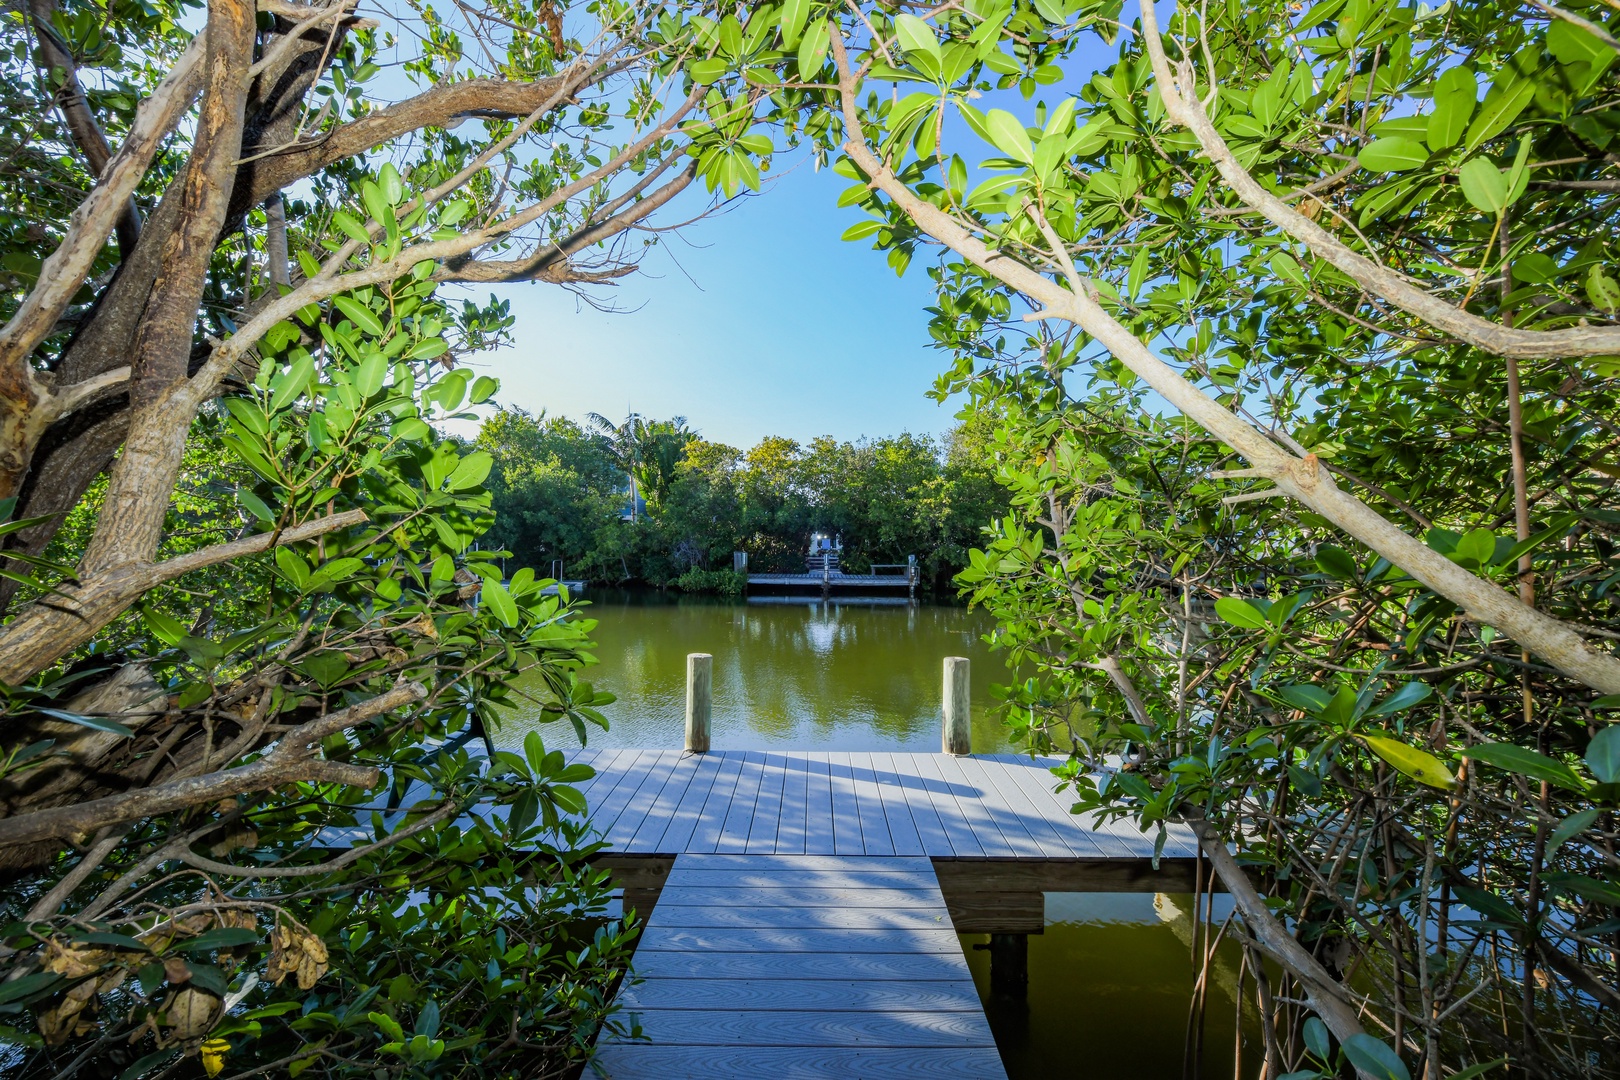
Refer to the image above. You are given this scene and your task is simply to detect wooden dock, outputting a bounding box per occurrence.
[562,749,1201,1078]
[745,571,918,599]
[592,853,1005,1079]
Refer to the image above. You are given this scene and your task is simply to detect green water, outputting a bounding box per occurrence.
[501,592,1259,1079]
[501,590,1013,752]
[965,892,1256,1079]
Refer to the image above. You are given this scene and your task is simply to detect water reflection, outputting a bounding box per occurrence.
[498,591,1011,752]
[962,892,1261,1080]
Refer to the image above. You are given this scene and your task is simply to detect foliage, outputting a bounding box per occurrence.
[478,408,1009,592]
[658,0,1620,1076]
[672,567,747,596]
[1,246,629,1072]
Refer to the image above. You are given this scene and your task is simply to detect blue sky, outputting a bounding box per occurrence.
[453,155,960,451]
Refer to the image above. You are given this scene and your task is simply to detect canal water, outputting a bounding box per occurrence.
[499,591,1256,1079]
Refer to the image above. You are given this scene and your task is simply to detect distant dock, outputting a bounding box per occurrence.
[745,570,917,599]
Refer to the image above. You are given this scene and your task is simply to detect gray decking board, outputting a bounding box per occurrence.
[589,1046,1007,1080]
[594,853,1005,1080]
[568,750,1197,860]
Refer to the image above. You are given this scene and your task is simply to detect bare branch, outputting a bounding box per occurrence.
[0,682,424,845]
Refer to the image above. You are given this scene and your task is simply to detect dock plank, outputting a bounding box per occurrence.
[652,886,944,909]
[867,752,925,856]
[773,754,809,855]
[620,752,707,851]
[715,752,768,853]
[801,753,836,855]
[591,1045,1007,1079]
[826,755,865,855]
[627,950,972,982]
[617,978,981,1012]
[636,751,722,853]
[744,753,789,853]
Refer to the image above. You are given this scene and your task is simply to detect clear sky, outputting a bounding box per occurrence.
[450,154,961,451]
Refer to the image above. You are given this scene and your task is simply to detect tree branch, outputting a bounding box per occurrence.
[1182,814,1379,1076]
[1136,0,1620,360]
[0,508,365,686]
[0,32,205,385]
[177,798,459,877]
[0,682,424,845]
[828,29,1620,695]
[27,0,143,253]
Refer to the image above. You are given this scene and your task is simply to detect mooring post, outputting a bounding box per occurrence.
[988,933,1029,999]
[685,653,712,752]
[942,656,971,755]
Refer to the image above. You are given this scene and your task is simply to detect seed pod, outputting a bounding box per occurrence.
[163,986,223,1042]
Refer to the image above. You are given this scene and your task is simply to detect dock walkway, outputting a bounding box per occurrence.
[563,751,1200,1078]
[592,853,1006,1079]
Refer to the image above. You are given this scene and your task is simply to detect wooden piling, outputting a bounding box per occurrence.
[942,656,970,755]
[685,653,712,752]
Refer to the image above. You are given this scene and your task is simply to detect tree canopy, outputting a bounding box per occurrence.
[475,407,1007,591]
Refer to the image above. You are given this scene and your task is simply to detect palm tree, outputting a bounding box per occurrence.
[585,412,696,520]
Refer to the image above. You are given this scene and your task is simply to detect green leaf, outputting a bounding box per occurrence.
[1214,596,1269,630]
[689,57,726,84]
[1357,137,1428,172]
[1315,545,1358,581]
[33,707,135,738]
[1457,158,1508,215]
[469,375,498,404]
[1452,527,1496,566]
[1546,873,1620,906]
[183,962,229,995]
[391,417,431,441]
[780,0,809,48]
[0,972,63,1006]
[445,451,494,491]
[333,296,384,337]
[143,605,187,646]
[1302,1016,1331,1061]
[377,163,403,205]
[796,17,830,78]
[892,13,941,64]
[1363,682,1432,718]
[1445,1060,1508,1080]
[1426,65,1476,150]
[1464,78,1534,152]
[269,355,316,412]
[1466,742,1587,793]
[1453,885,1524,926]
[481,579,519,627]
[355,352,388,398]
[171,928,261,953]
[984,109,1033,164]
[1362,734,1456,789]
[1586,726,1620,784]
[1547,807,1601,858]
[1548,18,1610,65]
[1271,252,1308,289]
[1341,1034,1410,1080]
[238,487,274,523]
[332,210,370,245]
[1278,684,1334,713]
[550,784,588,815]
